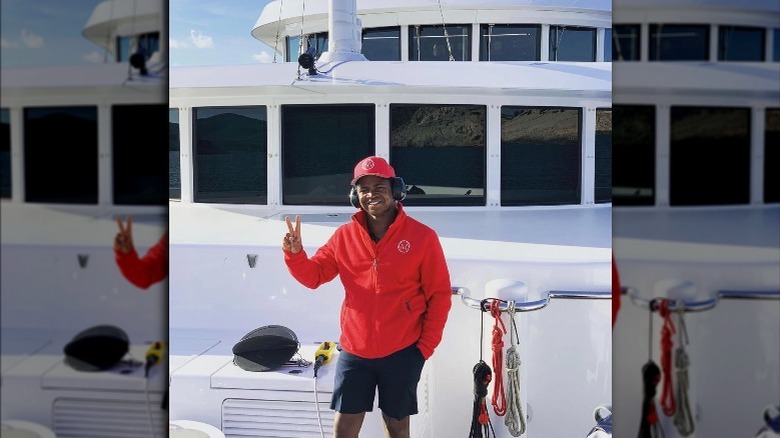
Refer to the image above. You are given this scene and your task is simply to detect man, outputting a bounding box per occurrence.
[114,215,168,289]
[282,156,452,438]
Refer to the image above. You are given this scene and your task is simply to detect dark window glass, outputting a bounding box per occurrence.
[193,107,268,204]
[24,107,98,204]
[409,25,471,61]
[670,106,750,205]
[305,32,329,60]
[765,109,779,203]
[113,105,168,205]
[612,105,655,206]
[649,24,709,61]
[500,107,581,205]
[774,29,779,61]
[604,28,612,62]
[287,36,300,62]
[1,109,10,198]
[116,32,159,62]
[362,27,401,61]
[549,26,596,61]
[612,25,640,61]
[390,104,486,206]
[596,109,612,203]
[719,26,765,61]
[479,24,540,61]
[169,109,180,200]
[282,105,374,205]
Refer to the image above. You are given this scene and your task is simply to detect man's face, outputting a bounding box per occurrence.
[355,175,394,217]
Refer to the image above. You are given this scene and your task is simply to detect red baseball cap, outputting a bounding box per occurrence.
[351,156,396,185]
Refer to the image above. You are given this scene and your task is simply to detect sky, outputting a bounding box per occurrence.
[169,0,278,67]
[0,0,277,68]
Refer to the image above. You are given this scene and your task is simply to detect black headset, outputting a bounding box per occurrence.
[349,177,407,209]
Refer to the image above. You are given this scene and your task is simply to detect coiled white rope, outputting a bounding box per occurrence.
[673,304,694,436]
[504,301,526,436]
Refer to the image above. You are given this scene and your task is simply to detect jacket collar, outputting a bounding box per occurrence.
[351,202,406,234]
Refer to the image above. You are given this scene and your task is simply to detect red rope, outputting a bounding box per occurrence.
[658,300,676,416]
[490,300,507,416]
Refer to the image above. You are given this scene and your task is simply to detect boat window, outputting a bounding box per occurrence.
[612,105,654,206]
[390,104,486,206]
[193,106,268,204]
[773,29,779,61]
[281,105,374,205]
[612,25,640,61]
[409,25,471,61]
[479,24,540,61]
[596,108,612,203]
[286,36,300,62]
[1,108,9,199]
[604,29,612,62]
[169,109,180,200]
[24,107,98,204]
[500,107,581,205]
[670,106,750,206]
[116,32,160,62]
[362,27,401,61]
[307,32,329,60]
[549,26,596,61]
[718,26,765,61]
[113,105,168,205]
[765,108,779,203]
[649,24,709,61]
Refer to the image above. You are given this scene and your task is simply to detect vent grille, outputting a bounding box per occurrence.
[53,397,166,438]
[222,398,334,437]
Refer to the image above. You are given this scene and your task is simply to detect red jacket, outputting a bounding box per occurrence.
[115,232,168,290]
[284,204,452,360]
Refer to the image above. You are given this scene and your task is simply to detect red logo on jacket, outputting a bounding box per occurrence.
[397,240,411,253]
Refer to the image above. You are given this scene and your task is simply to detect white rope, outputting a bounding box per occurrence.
[504,301,526,436]
[436,0,455,61]
[673,304,694,436]
[272,0,284,63]
[313,376,325,438]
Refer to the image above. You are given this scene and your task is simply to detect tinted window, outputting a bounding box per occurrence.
[604,29,612,62]
[718,26,764,61]
[1,109,9,198]
[307,32,329,60]
[549,26,596,61]
[193,107,268,204]
[169,109,180,200]
[774,29,780,61]
[670,107,750,205]
[596,109,612,203]
[287,36,300,62]
[390,104,486,206]
[113,105,168,205]
[501,107,581,205]
[116,32,159,62]
[765,108,779,203]
[410,25,471,61]
[649,24,709,61]
[612,105,655,206]
[282,105,374,205]
[24,107,98,204]
[613,25,640,61]
[479,24,540,61]
[362,27,400,61]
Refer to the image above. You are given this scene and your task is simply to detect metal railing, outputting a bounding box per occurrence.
[452,286,611,312]
[621,287,780,313]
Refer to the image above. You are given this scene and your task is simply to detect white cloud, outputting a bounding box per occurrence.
[189,30,214,49]
[169,38,188,49]
[84,51,103,63]
[252,51,273,63]
[0,38,18,48]
[20,29,44,48]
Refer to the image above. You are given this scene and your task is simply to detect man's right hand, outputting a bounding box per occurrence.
[283,215,302,254]
[114,215,134,254]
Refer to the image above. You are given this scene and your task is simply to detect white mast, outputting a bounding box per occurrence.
[317,0,367,63]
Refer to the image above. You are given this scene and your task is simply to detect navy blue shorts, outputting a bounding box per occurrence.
[330,343,425,420]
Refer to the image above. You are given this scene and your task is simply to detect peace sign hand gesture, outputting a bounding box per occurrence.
[282,216,302,254]
[114,215,135,254]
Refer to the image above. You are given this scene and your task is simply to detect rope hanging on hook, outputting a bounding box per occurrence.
[673,305,694,436]
[490,300,507,417]
[504,301,526,436]
[470,299,495,438]
[658,300,676,417]
[638,302,664,438]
